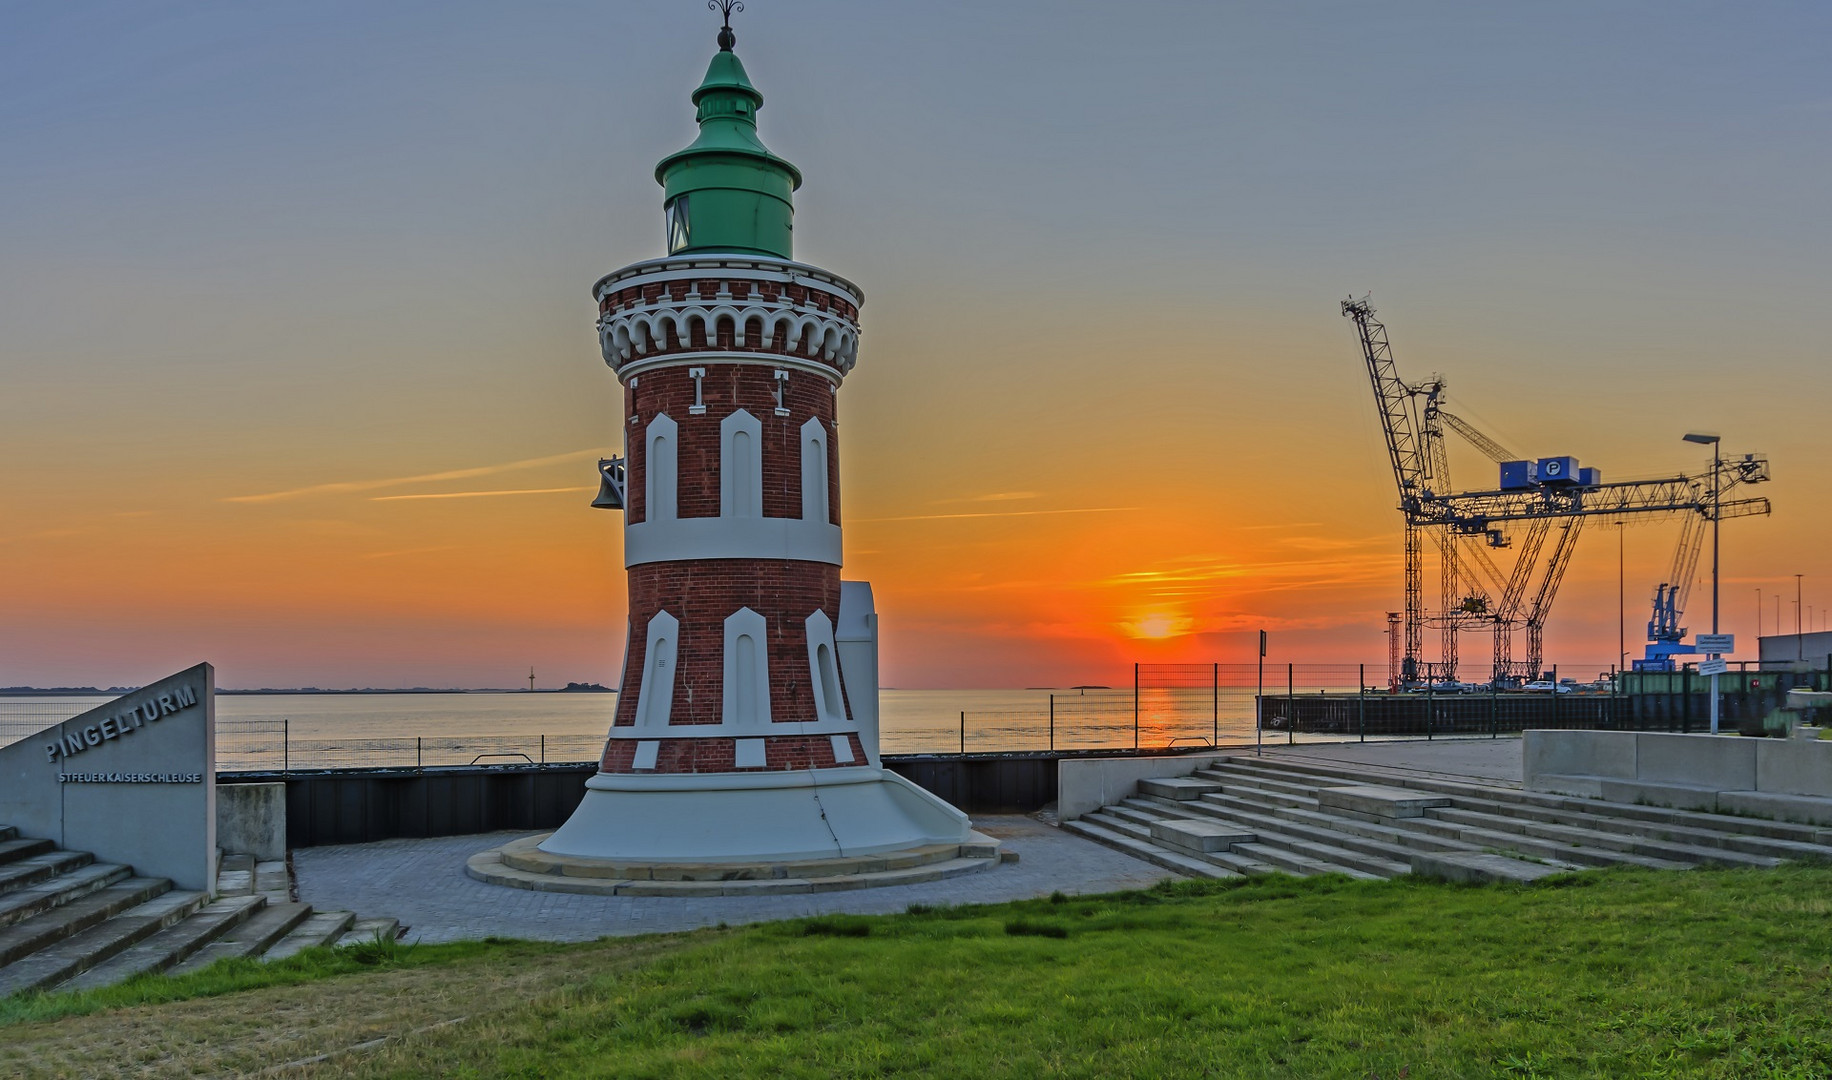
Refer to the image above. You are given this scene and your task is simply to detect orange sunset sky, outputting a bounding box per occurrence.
[3,3,1829,689]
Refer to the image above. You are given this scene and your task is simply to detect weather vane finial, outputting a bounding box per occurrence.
[710,0,744,51]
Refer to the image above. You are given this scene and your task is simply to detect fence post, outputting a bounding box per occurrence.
[1133,663,1140,751]
[1049,694,1055,753]
[541,733,546,765]
[960,712,965,756]
[1490,680,1498,738]
[1256,650,1264,758]
[1358,664,1366,743]
[1426,680,1434,741]
[1682,668,1691,734]
[1287,662,1295,746]
[1213,662,1219,747]
[283,717,289,774]
[417,736,423,772]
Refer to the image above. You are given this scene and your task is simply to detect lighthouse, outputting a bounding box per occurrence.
[526,11,989,877]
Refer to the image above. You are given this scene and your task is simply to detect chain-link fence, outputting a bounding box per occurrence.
[9,656,1828,768]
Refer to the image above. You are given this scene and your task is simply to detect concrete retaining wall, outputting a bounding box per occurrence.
[1525,729,1832,825]
[1058,753,1231,821]
[216,782,286,861]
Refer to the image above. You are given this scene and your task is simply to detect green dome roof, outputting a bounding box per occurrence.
[654,42,800,259]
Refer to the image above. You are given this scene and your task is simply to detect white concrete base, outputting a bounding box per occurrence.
[539,766,973,864]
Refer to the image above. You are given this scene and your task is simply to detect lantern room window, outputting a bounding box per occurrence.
[666,196,690,253]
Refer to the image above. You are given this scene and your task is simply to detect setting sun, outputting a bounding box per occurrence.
[1128,613,1189,640]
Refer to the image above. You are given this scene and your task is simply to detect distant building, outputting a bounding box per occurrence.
[1758,631,1832,670]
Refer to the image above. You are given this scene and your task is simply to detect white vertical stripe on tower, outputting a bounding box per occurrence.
[800,417,828,524]
[645,414,678,522]
[721,409,763,519]
[635,610,679,728]
[721,607,772,728]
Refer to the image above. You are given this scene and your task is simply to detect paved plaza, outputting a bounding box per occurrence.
[293,739,1528,943]
[294,815,1174,944]
[1265,735,1523,784]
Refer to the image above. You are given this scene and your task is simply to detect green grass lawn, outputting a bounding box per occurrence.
[9,866,1832,1078]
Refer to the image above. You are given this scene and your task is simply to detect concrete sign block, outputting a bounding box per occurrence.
[1317,785,1450,819]
[0,664,215,891]
[1139,777,1222,801]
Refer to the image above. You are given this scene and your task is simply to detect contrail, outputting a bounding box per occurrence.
[223,449,603,504]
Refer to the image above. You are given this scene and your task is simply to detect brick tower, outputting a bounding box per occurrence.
[535,13,980,869]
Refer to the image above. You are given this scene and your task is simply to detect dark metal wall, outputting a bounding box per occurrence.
[225,753,1064,849]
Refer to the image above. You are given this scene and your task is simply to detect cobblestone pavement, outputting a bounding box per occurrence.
[1264,736,1523,783]
[294,816,1173,944]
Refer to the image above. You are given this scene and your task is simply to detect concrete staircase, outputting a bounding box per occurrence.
[0,825,400,997]
[1062,753,1832,884]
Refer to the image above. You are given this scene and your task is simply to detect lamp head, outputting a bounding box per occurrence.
[1682,432,1720,445]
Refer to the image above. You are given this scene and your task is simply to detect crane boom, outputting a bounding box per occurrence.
[1343,299,1429,503]
[1438,410,1514,463]
[1344,294,1772,686]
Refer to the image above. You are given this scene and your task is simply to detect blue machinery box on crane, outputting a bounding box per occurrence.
[1498,459,1602,489]
[1537,456,1579,484]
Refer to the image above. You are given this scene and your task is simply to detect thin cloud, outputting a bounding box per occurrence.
[224,449,603,504]
[371,486,594,502]
[850,507,1138,524]
[948,491,1043,503]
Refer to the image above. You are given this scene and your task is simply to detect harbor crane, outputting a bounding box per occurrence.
[1343,297,1770,687]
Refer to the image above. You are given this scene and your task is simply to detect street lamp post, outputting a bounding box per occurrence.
[1684,433,1721,734]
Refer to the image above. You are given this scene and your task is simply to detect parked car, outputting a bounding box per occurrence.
[1522,680,1573,694]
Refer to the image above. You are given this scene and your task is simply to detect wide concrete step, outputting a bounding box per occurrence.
[1140,795,1471,870]
[1395,814,1692,871]
[215,854,255,897]
[1425,806,1782,869]
[1100,806,1285,875]
[0,836,55,868]
[1194,766,1327,800]
[1248,750,1525,789]
[1271,806,1508,858]
[1062,818,1239,880]
[1232,841,1382,880]
[1192,779,1323,812]
[1102,804,1174,831]
[0,850,95,898]
[0,878,171,967]
[336,917,402,948]
[0,862,134,931]
[254,861,291,899]
[1198,789,1327,824]
[1240,755,1830,844]
[1135,798,1397,877]
[56,895,265,992]
[262,910,355,962]
[169,901,313,976]
[0,889,207,997]
[1442,795,1832,862]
